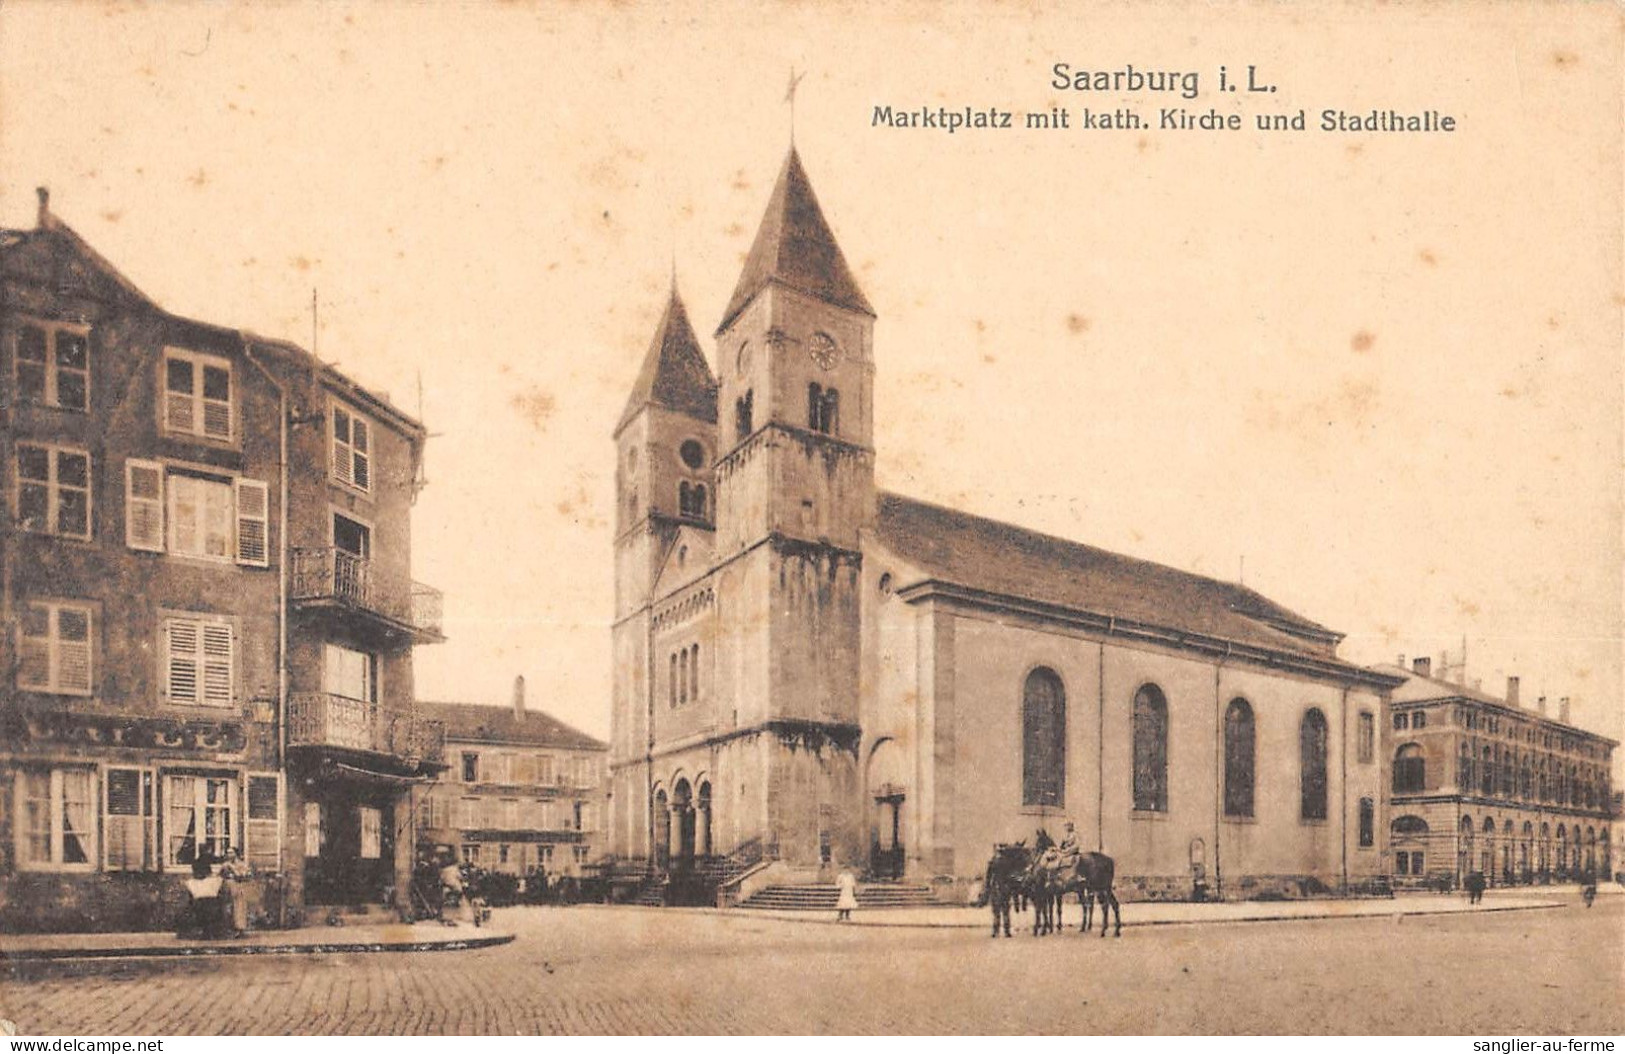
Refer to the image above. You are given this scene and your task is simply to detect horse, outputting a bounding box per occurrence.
[1025,829,1068,936]
[1033,828,1123,938]
[982,842,1030,938]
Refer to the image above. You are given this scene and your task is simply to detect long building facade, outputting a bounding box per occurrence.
[1384,657,1615,888]
[607,149,1404,901]
[0,191,446,931]
[416,683,608,878]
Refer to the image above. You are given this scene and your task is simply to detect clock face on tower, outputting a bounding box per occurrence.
[807,332,840,370]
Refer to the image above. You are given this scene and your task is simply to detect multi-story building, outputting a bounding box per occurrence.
[1383,656,1615,888]
[0,190,445,931]
[608,148,1403,901]
[416,680,608,877]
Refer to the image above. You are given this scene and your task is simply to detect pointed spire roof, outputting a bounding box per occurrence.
[716,147,874,335]
[616,286,718,434]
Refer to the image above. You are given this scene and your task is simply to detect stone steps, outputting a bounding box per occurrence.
[739,884,937,911]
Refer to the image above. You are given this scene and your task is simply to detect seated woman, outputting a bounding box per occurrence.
[177,857,229,939]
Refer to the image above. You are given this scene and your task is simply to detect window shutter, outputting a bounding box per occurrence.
[202,623,234,706]
[331,408,353,486]
[201,365,232,439]
[245,774,280,873]
[104,767,153,871]
[351,418,370,490]
[166,619,200,704]
[166,393,195,433]
[125,460,165,552]
[18,604,51,690]
[55,608,93,694]
[234,478,270,567]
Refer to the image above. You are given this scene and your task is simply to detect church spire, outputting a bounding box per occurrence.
[616,284,718,434]
[715,147,874,336]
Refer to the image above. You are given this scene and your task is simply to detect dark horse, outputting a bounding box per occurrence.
[982,843,1030,938]
[1033,829,1123,938]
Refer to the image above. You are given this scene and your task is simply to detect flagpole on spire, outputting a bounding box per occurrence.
[785,66,807,145]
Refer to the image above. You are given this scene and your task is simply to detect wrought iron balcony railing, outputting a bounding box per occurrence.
[288,691,446,766]
[290,547,444,642]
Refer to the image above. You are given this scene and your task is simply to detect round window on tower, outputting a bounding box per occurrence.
[679,439,705,470]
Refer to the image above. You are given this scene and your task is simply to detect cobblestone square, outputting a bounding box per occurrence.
[2,898,1620,1035]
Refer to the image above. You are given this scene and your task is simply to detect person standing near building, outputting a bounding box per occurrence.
[220,848,252,935]
[835,868,858,922]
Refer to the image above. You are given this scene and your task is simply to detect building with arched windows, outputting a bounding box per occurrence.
[608,148,1402,901]
[1383,658,1616,888]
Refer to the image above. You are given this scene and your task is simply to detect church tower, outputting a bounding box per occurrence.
[710,147,877,867]
[609,285,717,859]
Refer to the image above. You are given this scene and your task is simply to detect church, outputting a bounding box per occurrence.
[607,147,1402,901]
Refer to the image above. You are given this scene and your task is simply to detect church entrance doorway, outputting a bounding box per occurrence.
[672,779,696,871]
[871,790,905,880]
[866,738,908,881]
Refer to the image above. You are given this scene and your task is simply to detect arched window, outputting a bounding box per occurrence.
[668,653,677,708]
[1481,747,1493,795]
[1132,684,1168,813]
[1299,708,1328,821]
[1021,668,1066,807]
[1358,797,1375,847]
[735,391,753,441]
[1223,698,1254,818]
[1392,815,1430,837]
[1393,743,1426,793]
[694,484,708,520]
[690,644,701,702]
[678,481,693,516]
[1459,742,1473,790]
[807,383,840,435]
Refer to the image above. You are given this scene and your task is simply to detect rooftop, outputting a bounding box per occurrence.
[716,147,874,335]
[875,491,1364,671]
[417,700,607,752]
[1377,664,1618,746]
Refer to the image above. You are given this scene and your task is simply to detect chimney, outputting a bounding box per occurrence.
[1412,656,1431,677]
[36,186,49,227]
[1559,697,1570,724]
[1537,695,1547,716]
[1396,653,1406,669]
[1506,676,1520,707]
[512,675,526,717]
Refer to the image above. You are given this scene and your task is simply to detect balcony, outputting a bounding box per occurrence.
[288,691,446,772]
[291,547,445,644]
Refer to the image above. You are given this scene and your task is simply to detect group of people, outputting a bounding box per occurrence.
[177,847,254,939]
[417,851,588,925]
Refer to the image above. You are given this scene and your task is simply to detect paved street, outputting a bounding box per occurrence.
[2,897,1620,1035]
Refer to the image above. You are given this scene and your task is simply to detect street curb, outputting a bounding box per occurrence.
[629,899,1571,931]
[0,931,515,964]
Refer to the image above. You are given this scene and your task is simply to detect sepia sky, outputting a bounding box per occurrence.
[1,1,1619,760]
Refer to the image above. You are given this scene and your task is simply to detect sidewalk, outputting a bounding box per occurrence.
[620,886,1597,931]
[0,921,514,965]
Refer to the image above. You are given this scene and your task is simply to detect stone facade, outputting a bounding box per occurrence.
[1384,659,1616,889]
[607,151,1404,900]
[416,688,608,878]
[0,192,444,931]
